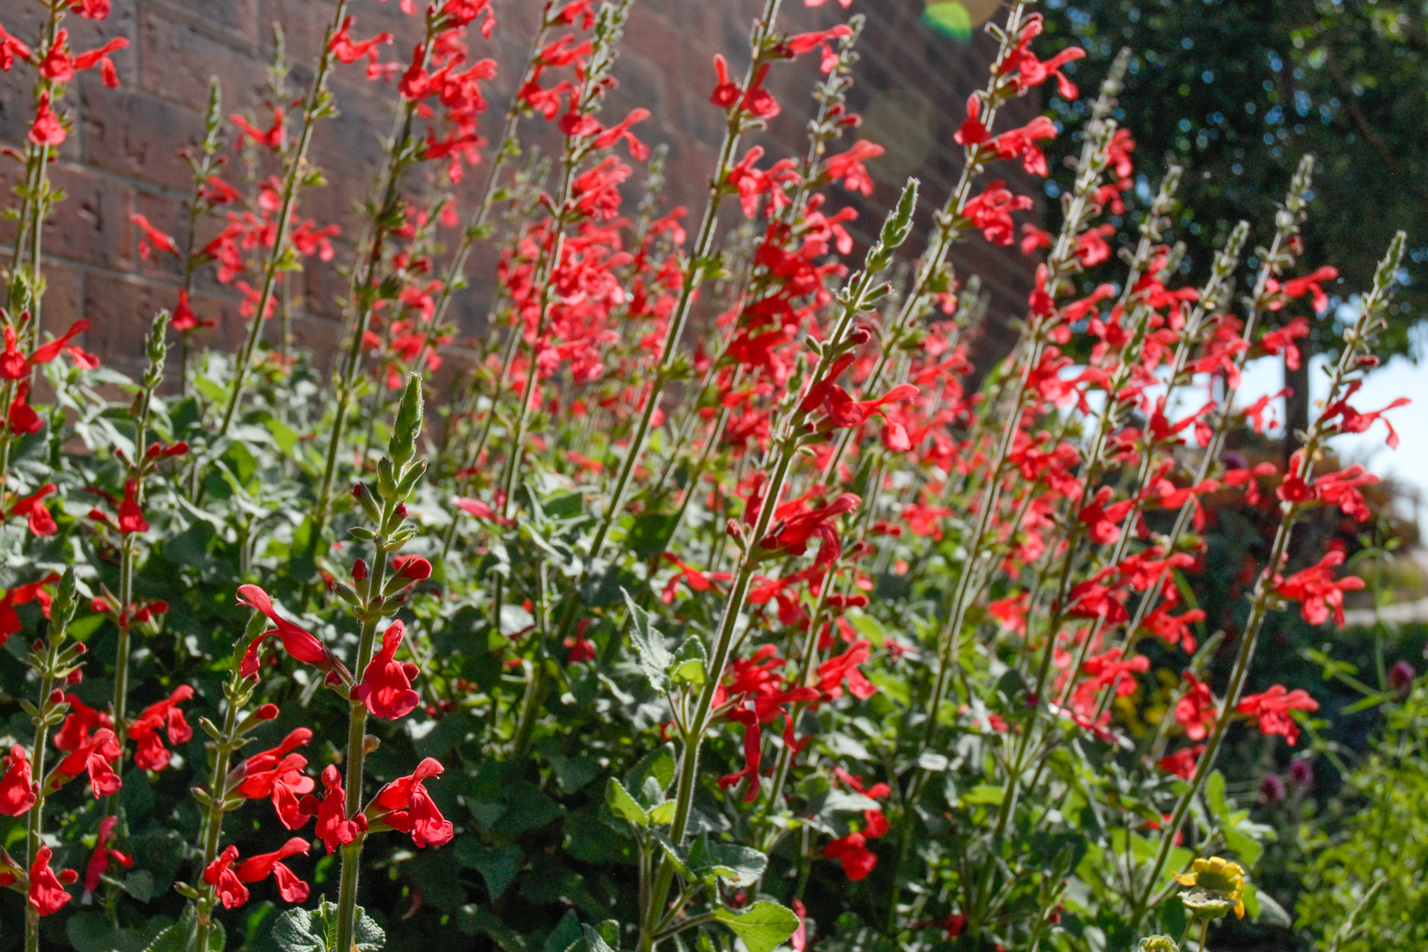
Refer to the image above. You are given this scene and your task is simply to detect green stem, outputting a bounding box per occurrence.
[334,543,390,952]
[194,690,244,952]
[201,0,349,494]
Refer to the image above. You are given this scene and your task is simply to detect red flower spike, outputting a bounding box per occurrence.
[353,620,421,720]
[203,845,250,910]
[83,816,133,899]
[28,847,75,916]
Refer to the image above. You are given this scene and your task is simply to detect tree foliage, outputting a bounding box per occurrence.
[1047,0,1428,359]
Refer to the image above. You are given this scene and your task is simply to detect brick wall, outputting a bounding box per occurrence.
[0,0,1040,378]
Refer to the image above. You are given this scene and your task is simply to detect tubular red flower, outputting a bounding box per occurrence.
[236,584,345,681]
[300,765,363,854]
[127,685,194,771]
[203,845,249,910]
[236,836,311,903]
[353,620,421,720]
[0,745,37,816]
[28,847,76,916]
[1237,685,1319,745]
[83,815,133,899]
[373,758,453,848]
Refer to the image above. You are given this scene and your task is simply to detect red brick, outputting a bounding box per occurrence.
[147,0,262,48]
[42,162,135,271]
[80,83,200,188]
[138,8,267,114]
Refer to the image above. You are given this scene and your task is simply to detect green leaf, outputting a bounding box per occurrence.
[272,901,385,952]
[625,512,678,559]
[712,902,800,952]
[1205,770,1229,819]
[544,911,582,952]
[606,777,650,826]
[623,589,672,693]
[138,905,198,952]
[455,838,523,900]
[962,784,1005,806]
[624,743,677,796]
[671,635,708,687]
[581,924,617,952]
[689,837,768,887]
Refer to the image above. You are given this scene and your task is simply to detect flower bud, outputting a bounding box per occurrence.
[256,703,279,720]
[146,441,163,459]
[396,556,431,581]
[49,688,65,704]
[353,559,368,582]
[1389,660,1415,697]
[66,670,83,684]
[167,441,190,457]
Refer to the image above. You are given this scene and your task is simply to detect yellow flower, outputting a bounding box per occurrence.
[1174,856,1247,920]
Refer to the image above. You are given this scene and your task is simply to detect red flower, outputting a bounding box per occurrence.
[1273,546,1365,628]
[1319,379,1411,449]
[0,24,32,70]
[83,815,133,899]
[232,727,315,830]
[7,380,42,436]
[823,832,876,881]
[329,16,392,63]
[300,765,364,854]
[203,845,249,910]
[391,554,432,581]
[54,694,111,752]
[823,140,883,196]
[116,479,149,534]
[1175,673,1215,742]
[373,758,453,848]
[0,571,60,646]
[758,493,861,568]
[236,837,311,904]
[1237,685,1318,746]
[962,180,1033,246]
[30,91,66,146]
[9,482,59,536]
[0,745,37,816]
[28,847,77,916]
[353,620,421,720]
[236,584,347,682]
[2,320,91,381]
[1157,744,1205,779]
[130,213,179,259]
[55,727,123,798]
[716,706,764,803]
[127,685,194,771]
